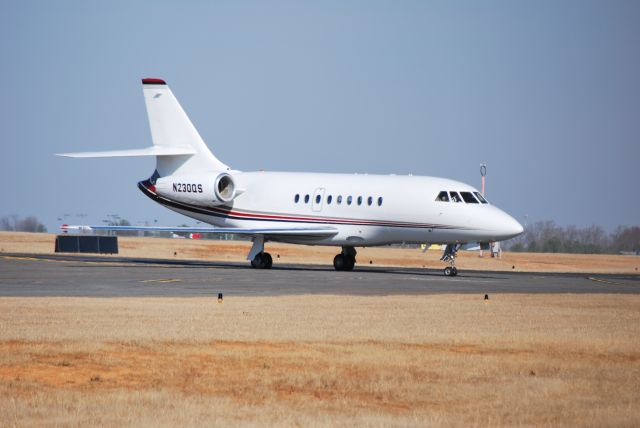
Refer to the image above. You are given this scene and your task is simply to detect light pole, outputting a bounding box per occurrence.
[479,164,487,257]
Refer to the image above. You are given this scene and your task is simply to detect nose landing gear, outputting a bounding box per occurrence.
[443,266,458,277]
[440,244,460,277]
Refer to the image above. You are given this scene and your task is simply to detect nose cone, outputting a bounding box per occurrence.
[473,205,524,242]
[499,212,524,240]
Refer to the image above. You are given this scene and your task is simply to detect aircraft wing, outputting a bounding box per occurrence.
[72,225,338,240]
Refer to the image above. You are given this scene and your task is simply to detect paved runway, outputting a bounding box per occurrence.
[0,253,638,297]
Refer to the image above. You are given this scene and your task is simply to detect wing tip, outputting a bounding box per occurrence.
[142,77,167,85]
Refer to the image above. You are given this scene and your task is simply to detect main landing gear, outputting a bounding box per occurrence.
[248,236,273,269]
[251,251,273,269]
[440,244,460,277]
[248,237,357,271]
[333,246,356,271]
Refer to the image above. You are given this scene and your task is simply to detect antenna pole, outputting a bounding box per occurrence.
[480,164,487,195]
[479,164,488,258]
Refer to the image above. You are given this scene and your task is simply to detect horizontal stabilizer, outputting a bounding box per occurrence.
[56,146,196,158]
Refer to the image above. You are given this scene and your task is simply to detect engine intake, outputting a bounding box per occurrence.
[215,173,236,202]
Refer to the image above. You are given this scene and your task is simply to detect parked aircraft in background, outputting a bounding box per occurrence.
[60,224,92,233]
[58,78,523,276]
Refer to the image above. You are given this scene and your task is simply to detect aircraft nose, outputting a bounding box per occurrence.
[501,213,524,239]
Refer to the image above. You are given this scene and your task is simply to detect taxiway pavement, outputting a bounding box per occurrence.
[0,253,638,297]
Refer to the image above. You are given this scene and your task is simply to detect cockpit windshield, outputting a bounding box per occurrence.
[474,192,488,204]
[460,192,479,203]
[435,190,489,205]
[450,192,462,203]
[436,191,449,202]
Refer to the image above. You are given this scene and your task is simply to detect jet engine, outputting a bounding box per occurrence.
[213,173,236,203]
[154,172,237,206]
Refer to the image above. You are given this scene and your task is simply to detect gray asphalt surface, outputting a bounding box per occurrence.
[0,253,638,297]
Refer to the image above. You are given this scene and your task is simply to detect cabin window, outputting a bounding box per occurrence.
[327,195,333,204]
[357,196,363,206]
[294,194,300,203]
[436,191,449,202]
[367,196,373,206]
[474,192,488,204]
[449,192,462,202]
[304,194,310,204]
[378,197,383,206]
[347,196,353,205]
[460,192,479,203]
[337,195,343,204]
[315,194,321,204]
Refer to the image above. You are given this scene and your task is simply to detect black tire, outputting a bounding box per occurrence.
[251,253,266,269]
[250,254,261,268]
[333,254,346,271]
[444,267,452,276]
[344,254,356,271]
[263,252,273,269]
[451,267,458,276]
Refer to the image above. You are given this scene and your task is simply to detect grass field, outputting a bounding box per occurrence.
[1,295,639,426]
[1,231,639,274]
[1,232,639,426]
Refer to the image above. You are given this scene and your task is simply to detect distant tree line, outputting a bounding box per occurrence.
[504,221,640,255]
[0,215,47,233]
[2,214,638,255]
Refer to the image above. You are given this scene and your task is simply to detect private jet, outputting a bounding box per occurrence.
[58,78,523,276]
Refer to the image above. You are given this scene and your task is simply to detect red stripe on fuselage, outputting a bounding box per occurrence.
[207,206,448,229]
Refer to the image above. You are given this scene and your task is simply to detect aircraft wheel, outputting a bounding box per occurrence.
[451,267,458,276]
[263,252,273,269]
[444,267,452,276]
[251,252,272,269]
[344,254,355,271]
[333,254,346,271]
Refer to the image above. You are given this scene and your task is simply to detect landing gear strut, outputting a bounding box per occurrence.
[333,246,356,271]
[440,244,460,277]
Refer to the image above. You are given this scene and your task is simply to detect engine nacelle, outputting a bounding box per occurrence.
[155,172,237,206]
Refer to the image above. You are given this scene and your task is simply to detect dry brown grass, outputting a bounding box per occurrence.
[1,231,639,274]
[1,295,639,426]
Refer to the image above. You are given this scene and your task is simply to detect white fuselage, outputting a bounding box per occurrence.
[141,171,524,247]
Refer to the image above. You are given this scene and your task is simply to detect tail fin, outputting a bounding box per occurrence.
[142,78,229,175]
[57,78,230,176]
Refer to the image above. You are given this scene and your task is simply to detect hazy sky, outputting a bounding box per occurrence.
[1,1,638,232]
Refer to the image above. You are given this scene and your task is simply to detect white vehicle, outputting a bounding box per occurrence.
[59,78,523,276]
